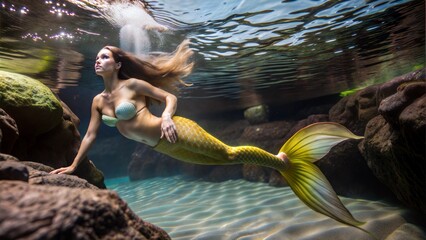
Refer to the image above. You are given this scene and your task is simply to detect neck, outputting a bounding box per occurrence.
[102,73,120,93]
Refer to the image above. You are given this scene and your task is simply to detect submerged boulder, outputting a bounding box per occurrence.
[0,104,105,189]
[329,68,425,135]
[0,108,19,153]
[0,180,171,240]
[244,104,270,124]
[0,160,29,182]
[360,79,426,213]
[0,156,170,239]
[0,71,105,188]
[0,70,63,136]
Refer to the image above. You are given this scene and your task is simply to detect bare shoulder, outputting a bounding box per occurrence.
[127,78,152,88]
[92,94,103,109]
[93,93,102,103]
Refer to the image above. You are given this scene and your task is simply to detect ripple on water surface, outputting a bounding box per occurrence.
[107,176,425,240]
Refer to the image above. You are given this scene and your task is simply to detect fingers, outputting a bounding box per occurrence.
[161,123,178,143]
[168,123,178,143]
[161,118,178,143]
[164,127,177,143]
[50,167,66,174]
[50,166,73,175]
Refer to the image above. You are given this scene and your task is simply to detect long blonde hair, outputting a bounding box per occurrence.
[104,39,194,102]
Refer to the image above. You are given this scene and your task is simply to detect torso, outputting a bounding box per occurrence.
[96,80,162,147]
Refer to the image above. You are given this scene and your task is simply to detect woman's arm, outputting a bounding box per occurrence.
[50,96,102,174]
[128,78,178,143]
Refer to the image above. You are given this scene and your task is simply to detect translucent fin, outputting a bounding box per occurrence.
[278,122,377,237]
[280,122,364,163]
[279,161,364,228]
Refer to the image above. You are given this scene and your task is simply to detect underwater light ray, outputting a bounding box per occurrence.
[76,1,169,56]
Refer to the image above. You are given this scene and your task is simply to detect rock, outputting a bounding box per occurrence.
[327,68,426,204]
[268,170,287,187]
[207,165,243,182]
[379,82,426,127]
[26,165,99,190]
[282,114,329,139]
[0,161,29,182]
[0,71,63,136]
[378,69,425,100]
[4,99,106,189]
[316,139,394,199]
[73,159,106,189]
[329,85,380,135]
[0,108,19,153]
[0,73,105,188]
[239,120,294,152]
[21,160,55,172]
[399,92,426,155]
[244,105,270,124]
[0,157,98,189]
[0,153,20,162]
[61,99,80,127]
[329,68,425,135]
[29,171,99,190]
[0,180,171,240]
[180,163,213,179]
[360,94,426,212]
[10,100,80,168]
[242,164,270,183]
[0,72,105,188]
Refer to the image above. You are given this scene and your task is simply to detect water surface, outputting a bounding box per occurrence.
[1,0,424,113]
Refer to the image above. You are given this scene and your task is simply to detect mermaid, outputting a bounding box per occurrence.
[50,40,369,234]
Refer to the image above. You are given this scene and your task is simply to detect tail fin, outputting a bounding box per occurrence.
[278,123,369,232]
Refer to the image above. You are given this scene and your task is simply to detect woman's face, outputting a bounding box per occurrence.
[94,49,121,76]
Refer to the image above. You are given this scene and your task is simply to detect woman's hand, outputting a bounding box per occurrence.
[50,165,76,175]
[161,114,178,143]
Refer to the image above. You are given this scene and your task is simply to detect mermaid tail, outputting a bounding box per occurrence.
[278,123,367,230]
[154,117,287,169]
[153,117,367,232]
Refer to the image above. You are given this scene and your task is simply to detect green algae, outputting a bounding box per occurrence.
[0,70,63,136]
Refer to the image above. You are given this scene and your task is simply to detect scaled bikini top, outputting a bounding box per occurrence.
[102,101,138,127]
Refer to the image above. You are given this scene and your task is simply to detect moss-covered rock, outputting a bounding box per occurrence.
[0,71,63,136]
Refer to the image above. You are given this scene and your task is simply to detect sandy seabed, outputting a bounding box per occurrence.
[107,176,425,240]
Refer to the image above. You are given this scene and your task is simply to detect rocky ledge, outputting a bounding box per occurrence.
[0,158,170,239]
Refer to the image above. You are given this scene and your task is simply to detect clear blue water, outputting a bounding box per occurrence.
[1,1,425,238]
[1,0,423,177]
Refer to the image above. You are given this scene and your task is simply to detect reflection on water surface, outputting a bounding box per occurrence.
[0,0,424,111]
